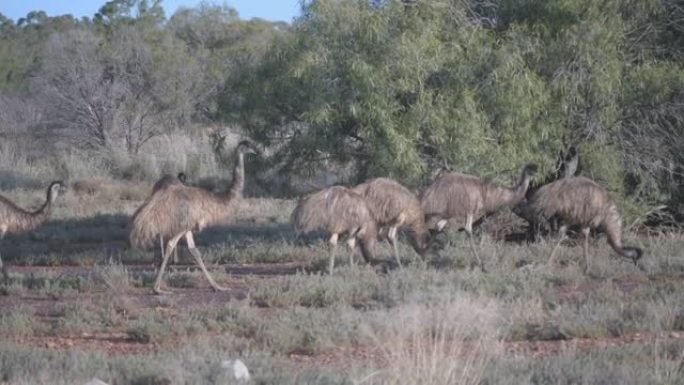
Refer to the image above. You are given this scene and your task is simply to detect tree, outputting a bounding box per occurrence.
[35,26,200,155]
[224,1,557,186]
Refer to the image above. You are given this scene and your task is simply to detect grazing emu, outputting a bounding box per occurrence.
[421,164,538,270]
[291,186,377,275]
[129,141,258,294]
[515,146,580,240]
[352,177,439,266]
[528,176,643,272]
[0,181,65,277]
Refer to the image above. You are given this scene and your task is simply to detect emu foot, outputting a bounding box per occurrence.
[153,286,173,295]
[211,284,228,292]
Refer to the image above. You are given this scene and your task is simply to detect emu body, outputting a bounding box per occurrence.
[352,177,434,266]
[291,186,377,275]
[421,164,537,269]
[149,172,190,265]
[0,181,65,276]
[515,146,580,240]
[528,176,643,271]
[129,141,257,294]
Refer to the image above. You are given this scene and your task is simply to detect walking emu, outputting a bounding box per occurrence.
[352,177,438,266]
[291,186,377,275]
[514,146,580,240]
[148,172,191,266]
[421,164,538,270]
[129,141,258,294]
[527,176,643,272]
[0,181,65,276]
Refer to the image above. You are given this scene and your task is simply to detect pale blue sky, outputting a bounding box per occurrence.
[0,1,301,23]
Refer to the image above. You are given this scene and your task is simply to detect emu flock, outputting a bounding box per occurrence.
[0,141,644,294]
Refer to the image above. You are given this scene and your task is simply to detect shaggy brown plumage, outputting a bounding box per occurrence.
[421,164,537,269]
[292,186,377,275]
[129,141,257,294]
[352,177,435,265]
[528,176,643,271]
[515,146,580,239]
[0,181,65,275]
[148,172,191,265]
[421,164,538,230]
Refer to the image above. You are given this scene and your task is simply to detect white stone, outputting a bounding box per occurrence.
[221,358,250,382]
[84,378,109,385]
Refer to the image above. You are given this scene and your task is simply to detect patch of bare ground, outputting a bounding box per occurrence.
[504,331,684,358]
[11,333,159,355]
[289,345,387,369]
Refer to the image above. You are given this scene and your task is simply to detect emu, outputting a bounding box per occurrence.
[352,177,439,267]
[0,181,65,277]
[129,141,258,294]
[149,172,191,266]
[527,176,643,272]
[421,164,538,270]
[515,146,580,240]
[291,186,377,275]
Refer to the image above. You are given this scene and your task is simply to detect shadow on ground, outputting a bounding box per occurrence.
[1,213,296,264]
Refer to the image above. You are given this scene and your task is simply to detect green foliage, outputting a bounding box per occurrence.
[224,0,683,218]
[0,0,682,219]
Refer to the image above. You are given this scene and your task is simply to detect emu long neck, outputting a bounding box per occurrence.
[407,221,429,256]
[483,173,531,212]
[514,172,532,199]
[25,196,53,231]
[604,213,629,257]
[228,152,245,199]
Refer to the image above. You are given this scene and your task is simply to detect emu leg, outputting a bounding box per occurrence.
[328,233,339,275]
[346,237,357,268]
[158,235,179,266]
[0,232,8,281]
[185,232,226,292]
[0,252,6,282]
[387,226,402,269]
[465,214,485,272]
[153,233,183,294]
[548,225,568,268]
[155,235,164,268]
[581,227,591,274]
[389,213,406,268]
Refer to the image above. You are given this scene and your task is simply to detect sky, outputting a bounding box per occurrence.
[0,0,301,23]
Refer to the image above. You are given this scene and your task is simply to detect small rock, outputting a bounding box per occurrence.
[221,359,250,382]
[84,378,109,385]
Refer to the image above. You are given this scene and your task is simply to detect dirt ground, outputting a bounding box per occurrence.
[2,261,682,368]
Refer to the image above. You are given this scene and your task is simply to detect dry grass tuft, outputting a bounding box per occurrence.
[365,295,501,385]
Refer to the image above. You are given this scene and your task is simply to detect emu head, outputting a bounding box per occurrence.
[177,172,188,184]
[560,146,580,178]
[522,163,539,177]
[426,234,446,254]
[47,181,66,202]
[236,140,260,156]
[622,246,644,265]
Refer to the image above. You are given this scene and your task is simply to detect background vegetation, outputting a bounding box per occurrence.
[0,0,682,224]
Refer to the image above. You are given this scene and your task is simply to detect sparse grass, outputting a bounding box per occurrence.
[0,184,682,384]
[0,306,43,338]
